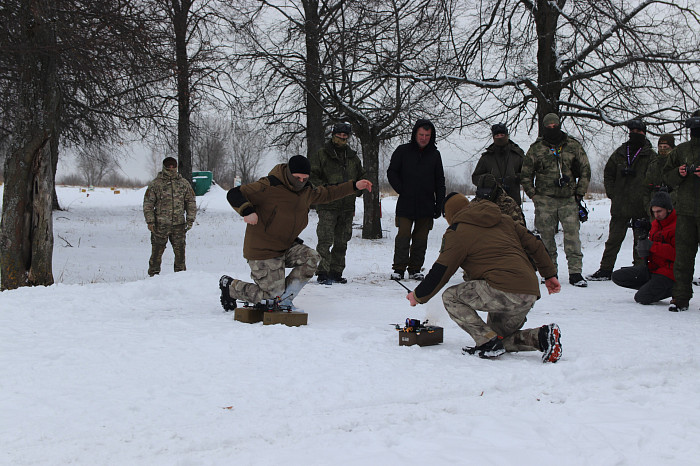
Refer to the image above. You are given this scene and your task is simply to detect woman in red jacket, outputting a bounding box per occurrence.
[611,191,676,304]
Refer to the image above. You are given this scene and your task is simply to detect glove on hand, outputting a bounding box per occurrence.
[433,204,442,219]
[636,239,653,258]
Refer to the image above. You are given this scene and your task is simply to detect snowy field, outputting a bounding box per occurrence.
[2,183,700,465]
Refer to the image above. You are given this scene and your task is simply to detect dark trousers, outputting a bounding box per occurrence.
[672,214,700,304]
[611,265,673,304]
[392,217,433,274]
[600,215,643,271]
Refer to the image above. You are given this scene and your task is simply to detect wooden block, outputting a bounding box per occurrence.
[234,307,264,324]
[263,311,308,327]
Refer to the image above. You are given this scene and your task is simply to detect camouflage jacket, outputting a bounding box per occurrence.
[143,169,196,228]
[522,134,590,199]
[603,138,656,217]
[471,188,526,228]
[309,140,365,211]
[663,137,700,217]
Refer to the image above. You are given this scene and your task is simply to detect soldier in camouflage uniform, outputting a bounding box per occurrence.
[521,113,591,287]
[406,193,563,362]
[309,122,366,285]
[219,155,372,310]
[662,110,700,312]
[588,120,656,281]
[143,157,196,276]
[471,173,526,228]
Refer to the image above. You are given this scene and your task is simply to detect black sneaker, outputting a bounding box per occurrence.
[408,271,424,280]
[462,336,506,359]
[669,299,689,312]
[330,272,347,284]
[317,273,333,285]
[586,269,612,281]
[390,271,404,280]
[538,323,562,363]
[219,275,237,311]
[569,273,588,287]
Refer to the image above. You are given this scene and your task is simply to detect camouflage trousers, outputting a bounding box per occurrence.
[393,216,433,274]
[148,224,187,276]
[228,242,320,304]
[316,209,354,276]
[442,280,540,352]
[599,215,643,271]
[672,214,700,303]
[533,195,583,275]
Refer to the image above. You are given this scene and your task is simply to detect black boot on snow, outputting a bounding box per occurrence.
[462,336,505,359]
[219,275,237,311]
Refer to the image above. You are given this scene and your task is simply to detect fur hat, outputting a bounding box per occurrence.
[626,119,647,133]
[491,123,508,136]
[288,155,311,175]
[332,122,352,135]
[650,190,673,211]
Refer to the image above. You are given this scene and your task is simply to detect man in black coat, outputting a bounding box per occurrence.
[387,119,446,280]
[471,123,525,206]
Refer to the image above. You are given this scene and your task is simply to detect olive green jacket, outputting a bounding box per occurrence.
[522,134,590,199]
[603,138,655,217]
[143,169,196,228]
[663,137,700,217]
[309,140,365,211]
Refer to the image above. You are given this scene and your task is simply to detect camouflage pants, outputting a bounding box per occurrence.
[599,215,643,271]
[228,242,320,304]
[148,224,187,276]
[533,195,582,275]
[672,214,700,303]
[393,217,433,274]
[316,209,353,275]
[442,280,540,352]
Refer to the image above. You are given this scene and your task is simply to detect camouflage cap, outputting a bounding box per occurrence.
[543,113,560,127]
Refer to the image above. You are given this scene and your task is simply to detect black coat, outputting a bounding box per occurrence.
[471,140,525,205]
[387,120,446,219]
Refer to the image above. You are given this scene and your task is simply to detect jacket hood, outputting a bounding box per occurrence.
[269,163,310,191]
[410,118,437,149]
[452,200,503,228]
[159,168,181,180]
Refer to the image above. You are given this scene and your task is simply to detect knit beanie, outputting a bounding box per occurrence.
[443,192,469,224]
[288,155,311,175]
[543,113,560,127]
[163,157,177,168]
[650,191,673,211]
[658,134,675,148]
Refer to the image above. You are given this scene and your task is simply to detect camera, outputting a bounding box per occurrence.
[686,164,697,175]
[556,174,570,187]
[684,116,700,129]
[630,217,651,241]
[621,167,636,176]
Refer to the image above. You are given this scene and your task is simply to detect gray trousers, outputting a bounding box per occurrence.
[442,280,541,352]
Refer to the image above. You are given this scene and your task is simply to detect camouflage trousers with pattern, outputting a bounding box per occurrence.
[229,242,320,304]
[533,195,583,275]
[316,209,354,276]
[442,280,541,352]
[148,224,187,276]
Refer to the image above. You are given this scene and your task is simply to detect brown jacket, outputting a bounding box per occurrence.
[414,201,556,303]
[227,163,357,260]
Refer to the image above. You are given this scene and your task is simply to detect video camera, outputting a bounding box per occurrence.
[685,116,700,129]
[686,164,698,175]
[630,217,651,241]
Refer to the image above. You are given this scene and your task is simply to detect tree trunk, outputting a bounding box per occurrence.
[303,0,325,157]
[357,127,383,239]
[51,127,61,211]
[534,0,563,131]
[172,0,193,186]
[1,0,58,290]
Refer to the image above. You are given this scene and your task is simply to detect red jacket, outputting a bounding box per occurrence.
[648,209,676,280]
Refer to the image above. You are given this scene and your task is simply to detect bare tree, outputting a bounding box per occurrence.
[191,114,229,182]
[229,119,265,185]
[76,143,121,186]
[405,0,700,136]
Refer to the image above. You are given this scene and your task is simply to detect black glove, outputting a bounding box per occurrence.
[575,194,583,203]
[433,204,442,219]
[636,239,653,258]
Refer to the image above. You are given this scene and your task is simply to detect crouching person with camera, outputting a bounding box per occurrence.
[521,113,591,287]
[588,120,656,282]
[611,192,676,304]
[406,193,563,362]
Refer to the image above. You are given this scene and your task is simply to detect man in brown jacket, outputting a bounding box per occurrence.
[407,193,563,362]
[219,155,372,310]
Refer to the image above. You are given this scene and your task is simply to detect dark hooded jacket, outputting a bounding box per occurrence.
[387,119,446,219]
[226,163,357,260]
[471,139,525,205]
[413,201,556,304]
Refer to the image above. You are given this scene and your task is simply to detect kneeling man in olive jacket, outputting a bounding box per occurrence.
[407,193,563,362]
[219,155,372,310]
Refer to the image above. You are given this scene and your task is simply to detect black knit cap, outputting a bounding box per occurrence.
[658,134,675,148]
[332,122,352,135]
[626,119,646,133]
[163,157,177,168]
[288,155,311,175]
[491,123,508,136]
[650,191,673,211]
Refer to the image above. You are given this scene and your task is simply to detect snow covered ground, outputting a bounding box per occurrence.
[2,183,700,465]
